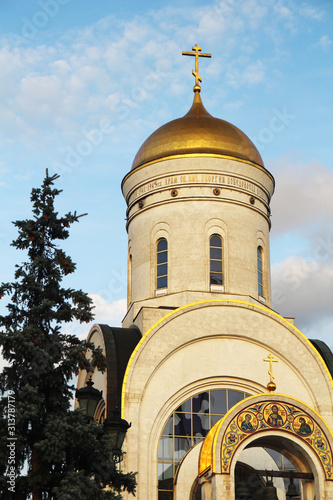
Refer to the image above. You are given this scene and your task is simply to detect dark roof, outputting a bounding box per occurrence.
[98,324,142,418]
[310,339,333,377]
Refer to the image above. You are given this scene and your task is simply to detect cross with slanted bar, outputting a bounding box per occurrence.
[264,353,278,384]
[182,44,211,89]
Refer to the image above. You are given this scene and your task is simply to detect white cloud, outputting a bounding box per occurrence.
[2,1,326,150]
[223,100,243,112]
[302,317,333,351]
[50,59,71,73]
[240,0,268,29]
[0,350,9,376]
[299,5,324,21]
[272,256,333,337]
[57,297,127,340]
[274,1,292,19]
[270,156,333,235]
[269,154,333,346]
[242,60,265,84]
[315,35,332,52]
[89,295,127,326]
[225,56,266,89]
[0,17,175,145]
[17,75,62,119]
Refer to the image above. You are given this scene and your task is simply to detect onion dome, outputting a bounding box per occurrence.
[131,89,264,171]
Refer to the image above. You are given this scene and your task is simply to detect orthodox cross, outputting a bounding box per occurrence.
[264,353,278,392]
[182,44,211,89]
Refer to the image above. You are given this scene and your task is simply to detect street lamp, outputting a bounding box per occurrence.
[76,378,131,462]
[76,375,103,419]
[103,407,131,463]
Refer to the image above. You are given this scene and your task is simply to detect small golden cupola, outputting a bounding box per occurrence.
[131,89,264,171]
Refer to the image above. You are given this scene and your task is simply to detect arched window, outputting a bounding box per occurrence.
[257,246,263,296]
[157,238,168,289]
[158,389,250,499]
[210,235,223,285]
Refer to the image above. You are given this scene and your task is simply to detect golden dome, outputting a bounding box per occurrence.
[131,90,264,170]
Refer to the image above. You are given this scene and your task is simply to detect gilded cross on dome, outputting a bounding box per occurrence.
[182,44,211,91]
[263,353,278,392]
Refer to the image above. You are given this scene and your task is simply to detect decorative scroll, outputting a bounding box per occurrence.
[221,401,333,480]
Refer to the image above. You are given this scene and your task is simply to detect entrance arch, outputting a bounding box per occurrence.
[234,437,315,499]
[199,394,333,499]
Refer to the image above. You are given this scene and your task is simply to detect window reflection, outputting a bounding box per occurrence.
[176,400,191,412]
[228,390,246,408]
[193,413,210,438]
[192,392,209,413]
[210,390,227,414]
[174,437,191,461]
[174,412,191,436]
[158,436,173,461]
[162,416,173,436]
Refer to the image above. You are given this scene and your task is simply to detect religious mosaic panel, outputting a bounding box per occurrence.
[221,401,333,480]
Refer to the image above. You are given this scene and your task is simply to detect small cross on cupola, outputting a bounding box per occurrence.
[182,44,211,91]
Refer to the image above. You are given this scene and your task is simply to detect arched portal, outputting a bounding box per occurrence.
[199,395,333,499]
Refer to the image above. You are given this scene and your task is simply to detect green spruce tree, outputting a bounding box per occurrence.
[0,171,136,499]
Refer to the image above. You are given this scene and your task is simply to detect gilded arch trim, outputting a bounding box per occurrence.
[121,299,333,418]
[199,394,333,481]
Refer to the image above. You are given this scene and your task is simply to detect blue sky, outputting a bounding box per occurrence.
[0,0,332,349]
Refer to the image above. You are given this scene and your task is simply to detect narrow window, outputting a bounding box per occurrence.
[257,246,263,296]
[210,235,223,285]
[127,253,132,307]
[157,238,168,289]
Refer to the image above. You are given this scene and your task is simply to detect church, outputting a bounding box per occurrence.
[76,46,333,499]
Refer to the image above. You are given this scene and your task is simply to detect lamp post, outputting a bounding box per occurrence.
[76,377,131,462]
[76,375,103,419]
[103,407,131,463]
